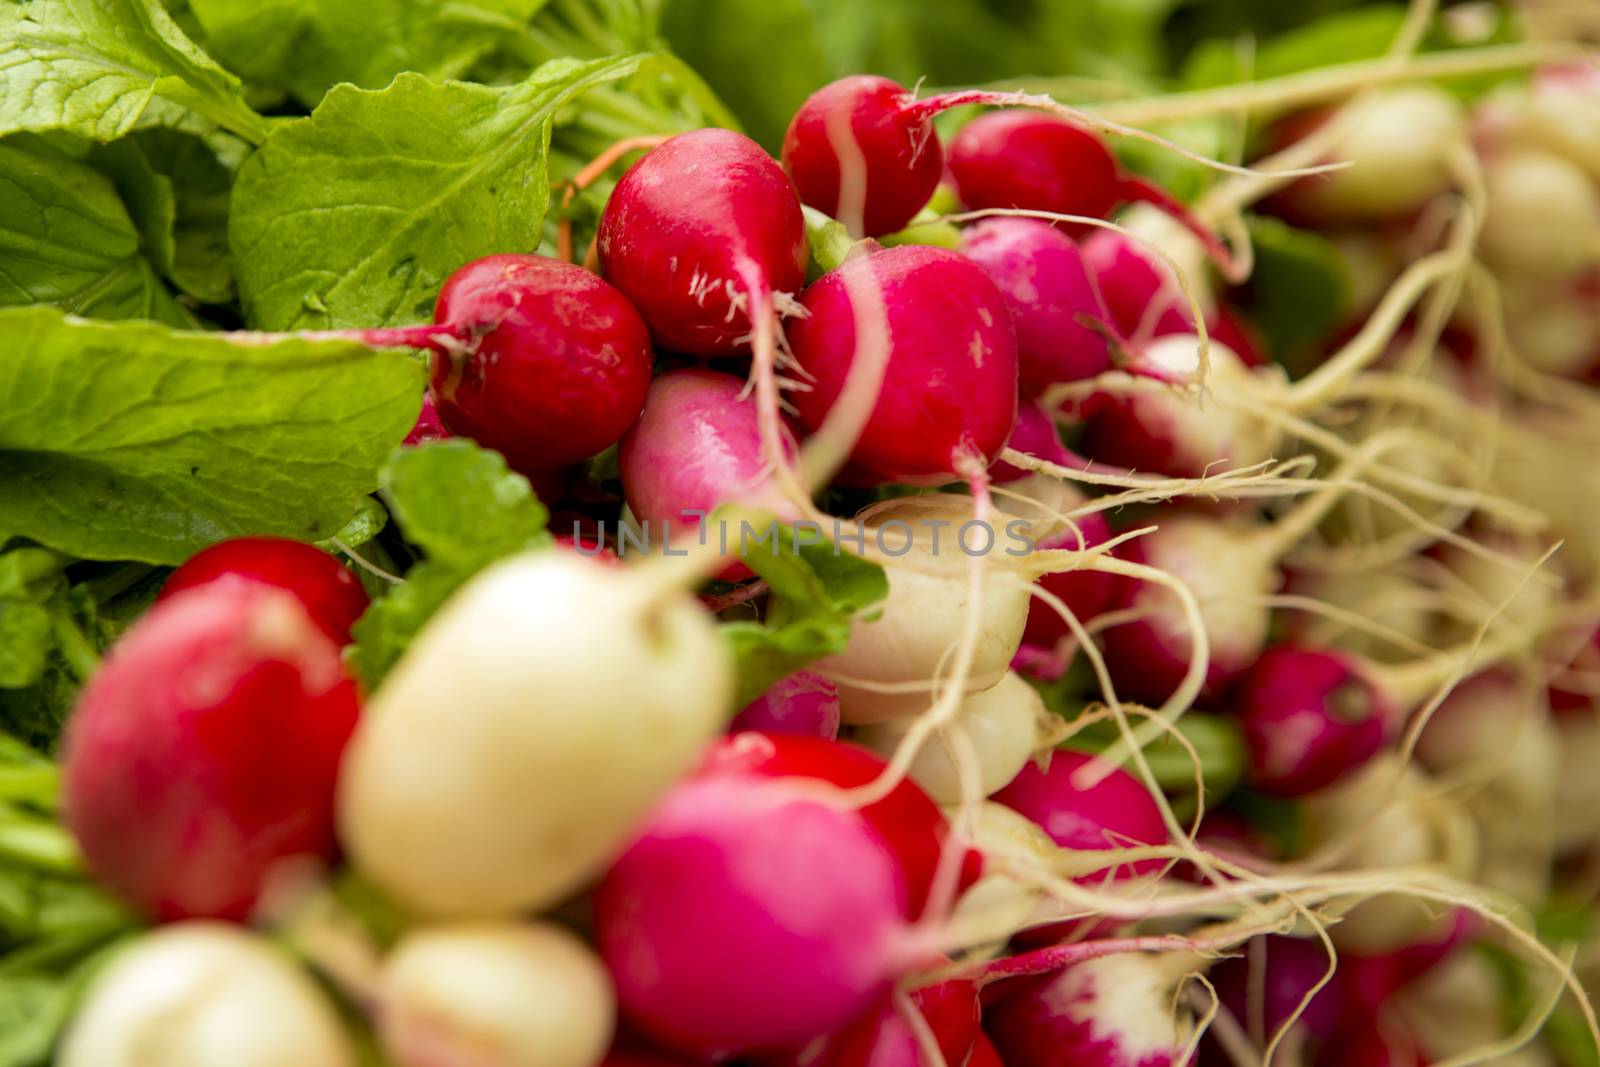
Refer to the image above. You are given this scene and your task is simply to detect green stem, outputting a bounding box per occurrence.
[0,766,60,811]
[0,547,73,596]
[0,808,81,874]
[49,612,100,683]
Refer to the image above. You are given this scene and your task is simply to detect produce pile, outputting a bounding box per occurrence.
[5,0,1600,1064]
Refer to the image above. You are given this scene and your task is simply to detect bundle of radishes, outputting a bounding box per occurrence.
[12,5,1600,1067]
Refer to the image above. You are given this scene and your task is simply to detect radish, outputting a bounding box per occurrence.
[1209,935,1345,1055]
[787,243,1019,482]
[1020,503,1118,653]
[698,732,982,918]
[593,772,924,1057]
[377,921,615,1067]
[618,368,799,551]
[992,749,1168,885]
[427,254,654,474]
[1554,710,1600,851]
[815,501,1034,722]
[1279,87,1467,222]
[158,536,369,645]
[1477,64,1600,183]
[337,550,732,917]
[1478,148,1600,284]
[960,216,1112,391]
[58,922,356,1067]
[985,951,1197,1067]
[853,671,1056,805]
[598,128,807,356]
[404,393,451,445]
[1081,206,1215,343]
[781,75,945,239]
[1502,274,1600,378]
[946,110,1235,271]
[1547,621,1600,713]
[729,670,842,739]
[791,974,982,1067]
[62,582,359,922]
[970,1034,1003,1067]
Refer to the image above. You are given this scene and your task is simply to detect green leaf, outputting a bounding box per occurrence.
[316,496,389,554]
[187,0,548,108]
[88,128,236,303]
[1236,216,1352,371]
[719,520,887,708]
[0,307,425,565]
[0,0,266,144]
[230,53,660,331]
[0,138,192,327]
[1181,6,1409,89]
[659,0,826,151]
[0,606,52,690]
[347,441,551,690]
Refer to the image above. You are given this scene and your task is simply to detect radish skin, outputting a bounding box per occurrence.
[1478,148,1600,284]
[854,671,1054,804]
[158,536,369,646]
[337,551,732,917]
[378,921,615,1067]
[993,749,1169,883]
[730,671,842,739]
[58,923,356,1067]
[63,582,359,922]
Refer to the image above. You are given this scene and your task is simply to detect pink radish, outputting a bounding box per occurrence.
[158,536,369,646]
[1234,645,1400,797]
[619,367,799,550]
[781,75,945,239]
[788,973,981,1067]
[594,772,924,1057]
[427,254,653,474]
[699,732,982,918]
[1209,936,1345,1054]
[787,243,1019,482]
[985,951,1197,1067]
[729,671,841,739]
[377,921,615,1067]
[59,922,356,1067]
[1081,210,1213,343]
[1021,504,1118,652]
[404,393,450,445]
[63,582,359,922]
[992,749,1168,884]
[598,127,807,356]
[960,216,1112,390]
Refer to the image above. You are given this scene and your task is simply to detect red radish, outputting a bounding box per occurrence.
[1548,622,1600,713]
[404,393,450,445]
[1021,505,1118,651]
[1209,305,1266,369]
[427,254,653,474]
[782,75,944,238]
[63,582,359,922]
[594,773,923,1057]
[729,671,841,739]
[158,536,369,645]
[1082,224,1199,342]
[1315,1026,1428,1067]
[985,952,1197,1067]
[338,551,732,918]
[992,749,1168,884]
[377,921,615,1067]
[619,368,799,549]
[699,732,981,917]
[787,243,1019,481]
[601,1039,701,1067]
[1209,936,1345,1052]
[1341,910,1478,1016]
[598,127,807,356]
[1234,646,1399,797]
[961,217,1112,391]
[992,398,1076,483]
[970,1034,1004,1067]
[58,922,356,1067]
[790,974,981,1067]
[854,671,1057,804]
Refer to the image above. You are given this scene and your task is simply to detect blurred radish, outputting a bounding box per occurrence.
[404,394,451,445]
[428,255,654,473]
[1478,148,1600,284]
[619,368,800,558]
[594,773,924,1057]
[730,671,842,739]
[1476,64,1600,182]
[785,973,981,1067]
[854,671,1056,804]
[64,582,358,922]
[787,243,1019,482]
[1209,935,1345,1055]
[960,216,1112,390]
[1279,88,1466,222]
[986,951,1197,1067]
[338,551,731,917]
[59,922,355,1067]
[158,536,369,645]
[970,1034,1004,1067]
[378,921,614,1067]
[815,501,1033,722]
[699,732,981,917]
[1547,621,1600,714]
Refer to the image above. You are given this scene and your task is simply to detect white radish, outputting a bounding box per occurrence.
[854,671,1055,803]
[378,921,615,1067]
[1479,148,1600,284]
[1295,87,1467,221]
[58,923,355,1067]
[338,551,733,917]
